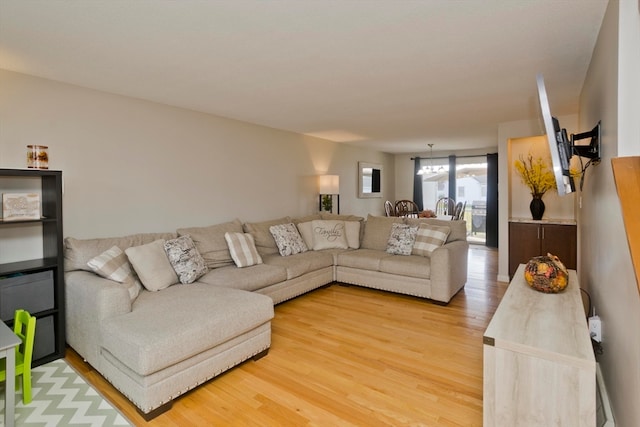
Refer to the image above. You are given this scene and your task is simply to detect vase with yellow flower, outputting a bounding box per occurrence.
[514,154,556,220]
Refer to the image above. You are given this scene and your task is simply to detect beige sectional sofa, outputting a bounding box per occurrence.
[64,213,468,419]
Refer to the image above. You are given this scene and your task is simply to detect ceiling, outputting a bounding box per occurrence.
[0,0,608,154]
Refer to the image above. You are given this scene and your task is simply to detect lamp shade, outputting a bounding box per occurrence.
[319,175,340,194]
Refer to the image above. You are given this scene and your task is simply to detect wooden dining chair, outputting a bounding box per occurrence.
[452,201,466,221]
[384,200,396,217]
[0,309,37,404]
[394,200,420,218]
[435,197,456,216]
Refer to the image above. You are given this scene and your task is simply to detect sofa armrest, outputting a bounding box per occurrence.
[429,240,469,303]
[65,270,133,367]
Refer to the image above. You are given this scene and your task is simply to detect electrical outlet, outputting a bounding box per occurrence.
[589,315,602,342]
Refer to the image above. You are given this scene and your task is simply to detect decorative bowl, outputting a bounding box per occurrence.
[524,253,569,293]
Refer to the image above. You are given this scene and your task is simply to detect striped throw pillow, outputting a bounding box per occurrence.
[412,224,451,257]
[225,232,263,267]
[86,245,142,301]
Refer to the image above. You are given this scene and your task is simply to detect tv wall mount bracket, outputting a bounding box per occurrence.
[570,120,601,164]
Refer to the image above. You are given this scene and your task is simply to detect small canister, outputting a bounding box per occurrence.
[27,145,49,169]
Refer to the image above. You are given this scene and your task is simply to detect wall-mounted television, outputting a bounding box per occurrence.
[536,73,601,196]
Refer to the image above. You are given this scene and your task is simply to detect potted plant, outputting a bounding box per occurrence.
[514,154,556,220]
[321,194,333,212]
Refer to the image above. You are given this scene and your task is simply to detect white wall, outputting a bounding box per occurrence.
[579,1,640,425]
[0,70,393,241]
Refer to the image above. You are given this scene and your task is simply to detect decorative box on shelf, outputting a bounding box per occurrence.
[2,193,41,221]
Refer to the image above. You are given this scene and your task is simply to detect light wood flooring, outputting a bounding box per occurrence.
[66,245,506,426]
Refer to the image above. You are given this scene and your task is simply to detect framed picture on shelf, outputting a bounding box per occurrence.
[2,193,41,221]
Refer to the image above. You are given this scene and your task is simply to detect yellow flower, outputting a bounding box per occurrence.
[514,154,556,197]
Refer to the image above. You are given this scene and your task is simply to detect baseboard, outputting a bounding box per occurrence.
[497,274,510,283]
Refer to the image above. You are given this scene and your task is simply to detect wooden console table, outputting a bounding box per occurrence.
[483,265,595,426]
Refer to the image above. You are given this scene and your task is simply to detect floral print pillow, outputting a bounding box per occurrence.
[269,223,308,256]
[386,223,418,255]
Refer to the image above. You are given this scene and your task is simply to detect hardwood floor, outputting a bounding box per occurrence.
[66,245,506,426]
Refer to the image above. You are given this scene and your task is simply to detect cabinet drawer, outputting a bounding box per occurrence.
[0,270,55,320]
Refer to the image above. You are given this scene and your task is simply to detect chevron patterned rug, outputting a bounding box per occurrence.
[0,359,132,426]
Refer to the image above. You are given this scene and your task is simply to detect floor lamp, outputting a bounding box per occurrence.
[319,175,340,214]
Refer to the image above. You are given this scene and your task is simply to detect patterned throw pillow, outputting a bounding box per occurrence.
[225,232,263,267]
[412,224,451,256]
[269,223,308,256]
[86,245,142,301]
[386,223,419,255]
[164,235,209,284]
[311,220,349,250]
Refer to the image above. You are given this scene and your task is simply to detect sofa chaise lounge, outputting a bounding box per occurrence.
[64,213,468,418]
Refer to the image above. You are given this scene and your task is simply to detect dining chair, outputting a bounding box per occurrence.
[0,309,37,404]
[435,197,456,216]
[384,200,396,217]
[453,201,466,221]
[394,200,420,218]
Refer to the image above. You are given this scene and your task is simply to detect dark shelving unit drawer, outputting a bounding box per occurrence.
[0,270,55,321]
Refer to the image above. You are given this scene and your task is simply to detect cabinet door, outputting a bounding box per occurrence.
[509,222,541,278]
[541,224,577,270]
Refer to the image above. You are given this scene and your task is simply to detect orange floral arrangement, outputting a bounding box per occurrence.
[514,154,556,198]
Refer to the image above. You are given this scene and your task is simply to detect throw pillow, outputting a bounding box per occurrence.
[386,223,419,255]
[225,232,263,267]
[296,221,314,249]
[412,224,451,256]
[86,245,142,301]
[125,239,179,291]
[269,223,308,256]
[311,220,349,250]
[405,217,465,243]
[164,235,209,284]
[344,220,361,249]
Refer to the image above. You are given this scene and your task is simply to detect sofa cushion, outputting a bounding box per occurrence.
[404,218,467,243]
[86,245,142,301]
[64,232,177,272]
[164,235,208,284]
[412,223,451,257]
[379,255,431,279]
[336,248,392,272]
[262,251,334,280]
[361,215,404,251]
[310,220,349,250]
[177,219,243,269]
[269,223,308,256]
[319,212,364,222]
[224,232,263,267]
[125,240,179,292]
[292,214,322,224]
[243,217,292,256]
[100,284,274,376]
[385,223,418,255]
[197,263,287,292]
